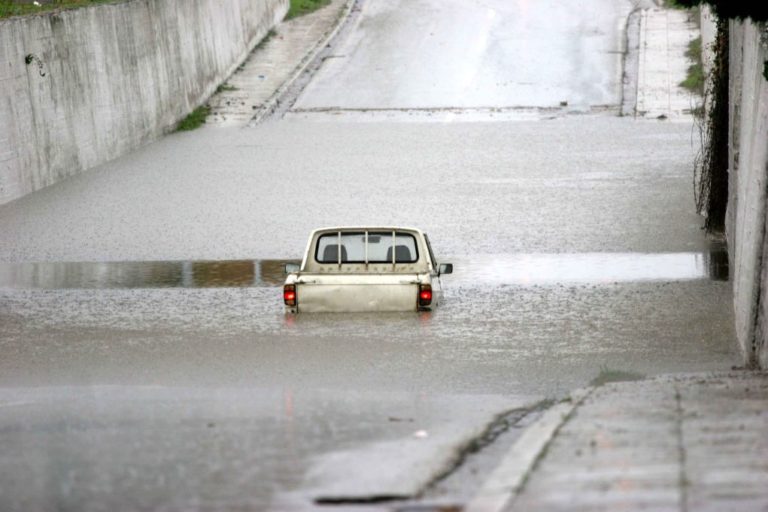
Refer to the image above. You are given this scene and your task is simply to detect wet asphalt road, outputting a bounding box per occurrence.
[293,0,632,113]
[0,0,738,510]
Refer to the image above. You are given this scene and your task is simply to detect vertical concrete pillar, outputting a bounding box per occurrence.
[728,19,768,367]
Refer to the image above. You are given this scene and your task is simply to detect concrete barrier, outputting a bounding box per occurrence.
[0,0,287,205]
[725,19,768,367]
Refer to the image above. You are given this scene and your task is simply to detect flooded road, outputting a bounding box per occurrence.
[0,118,737,511]
[0,118,709,263]
[0,0,734,510]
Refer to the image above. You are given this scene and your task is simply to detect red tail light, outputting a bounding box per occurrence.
[419,284,432,307]
[284,284,297,306]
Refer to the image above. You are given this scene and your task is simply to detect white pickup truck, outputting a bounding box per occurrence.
[283,227,453,313]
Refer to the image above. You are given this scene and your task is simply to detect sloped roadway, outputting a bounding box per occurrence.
[0,0,738,510]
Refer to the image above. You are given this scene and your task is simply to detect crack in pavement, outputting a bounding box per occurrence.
[675,385,690,512]
[418,405,544,497]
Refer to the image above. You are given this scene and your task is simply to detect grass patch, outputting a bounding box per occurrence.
[254,29,276,51]
[176,105,210,132]
[680,37,705,94]
[685,36,702,62]
[215,83,238,94]
[589,367,645,387]
[286,0,330,19]
[0,0,112,19]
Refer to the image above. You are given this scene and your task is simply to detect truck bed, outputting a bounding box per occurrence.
[292,273,422,313]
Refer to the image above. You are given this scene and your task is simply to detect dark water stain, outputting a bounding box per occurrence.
[0,249,728,290]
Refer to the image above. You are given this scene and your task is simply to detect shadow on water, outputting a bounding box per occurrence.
[0,248,728,290]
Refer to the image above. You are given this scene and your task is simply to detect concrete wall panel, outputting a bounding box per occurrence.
[727,19,768,366]
[0,0,288,204]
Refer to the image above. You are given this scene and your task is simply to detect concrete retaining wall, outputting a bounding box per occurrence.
[0,0,288,205]
[699,7,716,81]
[725,19,768,367]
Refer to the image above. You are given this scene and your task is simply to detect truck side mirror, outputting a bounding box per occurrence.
[439,263,453,275]
[284,263,300,274]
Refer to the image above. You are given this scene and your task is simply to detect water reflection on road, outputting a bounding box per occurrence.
[0,249,728,290]
[0,259,298,289]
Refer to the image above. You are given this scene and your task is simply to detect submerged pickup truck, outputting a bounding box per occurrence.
[283,227,453,313]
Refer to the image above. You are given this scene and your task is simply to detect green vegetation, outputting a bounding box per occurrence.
[680,37,705,94]
[694,19,730,234]
[589,367,645,387]
[0,0,112,19]
[176,105,210,132]
[664,0,767,22]
[663,0,687,9]
[287,0,330,20]
[254,29,276,51]
[2,0,334,20]
[215,83,238,94]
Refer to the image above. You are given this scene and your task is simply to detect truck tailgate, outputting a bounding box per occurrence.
[295,274,420,313]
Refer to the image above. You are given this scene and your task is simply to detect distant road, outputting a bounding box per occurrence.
[293,0,632,113]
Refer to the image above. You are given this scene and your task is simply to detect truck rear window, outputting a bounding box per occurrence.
[315,231,419,264]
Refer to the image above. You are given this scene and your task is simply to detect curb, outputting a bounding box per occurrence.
[247,0,357,126]
[464,387,594,512]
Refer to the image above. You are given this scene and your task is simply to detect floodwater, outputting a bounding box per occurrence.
[0,118,739,511]
[0,0,738,508]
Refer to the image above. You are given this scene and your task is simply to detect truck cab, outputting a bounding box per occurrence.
[283,227,452,313]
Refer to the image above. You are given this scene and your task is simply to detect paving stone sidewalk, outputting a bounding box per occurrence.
[634,7,701,120]
[504,372,768,512]
[205,0,349,128]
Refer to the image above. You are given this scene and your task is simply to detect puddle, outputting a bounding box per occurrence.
[0,250,727,290]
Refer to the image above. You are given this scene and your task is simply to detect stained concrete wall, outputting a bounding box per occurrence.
[0,0,288,205]
[724,19,768,367]
[699,7,716,79]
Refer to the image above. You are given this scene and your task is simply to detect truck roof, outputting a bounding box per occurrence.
[310,226,424,236]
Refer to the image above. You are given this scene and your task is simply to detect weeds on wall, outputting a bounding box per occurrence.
[693,19,729,234]
[0,0,111,19]
[287,0,330,20]
[176,106,211,132]
[680,37,705,94]
[668,0,768,23]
